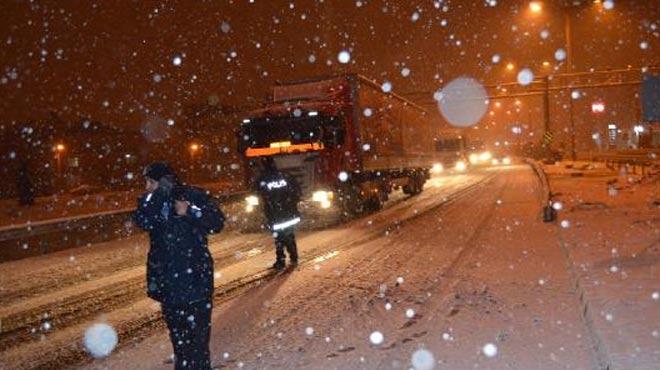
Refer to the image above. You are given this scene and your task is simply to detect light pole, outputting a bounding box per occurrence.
[561,1,609,159]
[189,143,200,160]
[528,1,605,160]
[54,143,65,173]
[189,143,200,183]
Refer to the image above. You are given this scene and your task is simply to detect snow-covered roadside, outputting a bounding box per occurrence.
[86,166,600,370]
[545,161,660,369]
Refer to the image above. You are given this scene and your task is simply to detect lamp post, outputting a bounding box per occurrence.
[528,1,606,159]
[189,143,201,183]
[54,143,65,173]
[189,143,200,160]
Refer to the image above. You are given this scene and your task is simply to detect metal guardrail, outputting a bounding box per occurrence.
[577,150,659,175]
[525,159,556,223]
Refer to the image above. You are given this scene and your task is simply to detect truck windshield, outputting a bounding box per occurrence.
[238,114,345,154]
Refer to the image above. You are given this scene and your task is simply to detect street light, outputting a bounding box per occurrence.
[529,1,543,13]
[54,143,65,173]
[189,143,201,161]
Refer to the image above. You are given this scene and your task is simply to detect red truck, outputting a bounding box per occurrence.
[238,74,458,216]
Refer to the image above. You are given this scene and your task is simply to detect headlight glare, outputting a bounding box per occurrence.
[245,195,259,206]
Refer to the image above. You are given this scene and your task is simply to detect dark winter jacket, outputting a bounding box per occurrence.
[255,169,302,228]
[134,186,224,306]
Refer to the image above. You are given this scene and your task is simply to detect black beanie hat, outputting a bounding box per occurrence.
[143,162,175,182]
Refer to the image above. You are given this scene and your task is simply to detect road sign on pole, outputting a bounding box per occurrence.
[543,131,554,144]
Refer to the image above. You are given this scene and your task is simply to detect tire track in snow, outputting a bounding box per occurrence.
[212,174,501,367]
[1,173,493,369]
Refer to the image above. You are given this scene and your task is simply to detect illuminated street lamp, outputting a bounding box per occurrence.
[189,142,201,160]
[54,143,65,173]
[529,1,543,13]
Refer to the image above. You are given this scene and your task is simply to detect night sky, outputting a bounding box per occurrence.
[1,0,658,133]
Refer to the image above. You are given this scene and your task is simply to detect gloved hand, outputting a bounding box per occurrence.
[157,175,176,197]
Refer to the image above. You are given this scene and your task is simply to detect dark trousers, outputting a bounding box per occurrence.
[161,299,212,370]
[274,227,298,264]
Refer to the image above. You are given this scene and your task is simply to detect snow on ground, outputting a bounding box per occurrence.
[0,171,488,369]
[545,161,660,369]
[85,165,601,369]
[2,164,657,369]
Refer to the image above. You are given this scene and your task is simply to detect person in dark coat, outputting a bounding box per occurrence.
[134,162,224,370]
[254,157,302,270]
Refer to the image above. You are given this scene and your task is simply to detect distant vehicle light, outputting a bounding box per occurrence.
[431,163,444,174]
[502,157,512,165]
[242,119,251,123]
[592,102,605,113]
[455,161,467,172]
[312,191,334,208]
[245,195,259,206]
[308,111,319,117]
[479,151,492,162]
[245,195,259,213]
[469,153,479,164]
[491,158,500,165]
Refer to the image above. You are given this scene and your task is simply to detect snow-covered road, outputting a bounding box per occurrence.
[0,168,488,368]
[88,164,600,370]
[1,164,657,369]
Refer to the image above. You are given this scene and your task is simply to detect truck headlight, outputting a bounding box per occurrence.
[491,158,500,165]
[469,153,479,164]
[245,195,259,212]
[502,157,511,165]
[312,191,333,207]
[479,151,492,162]
[455,160,467,172]
[431,163,444,174]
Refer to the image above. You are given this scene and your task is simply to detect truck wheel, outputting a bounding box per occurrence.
[364,195,383,212]
[403,174,423,195]
[339,187,366,217]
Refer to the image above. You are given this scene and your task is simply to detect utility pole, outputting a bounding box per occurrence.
[563,8,573,73]
[569,95,577,160]
[563,5,576,160]
[543,76,551,137]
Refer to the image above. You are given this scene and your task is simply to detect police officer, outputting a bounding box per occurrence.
[254,157,302,270]
[134,162,224,370]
